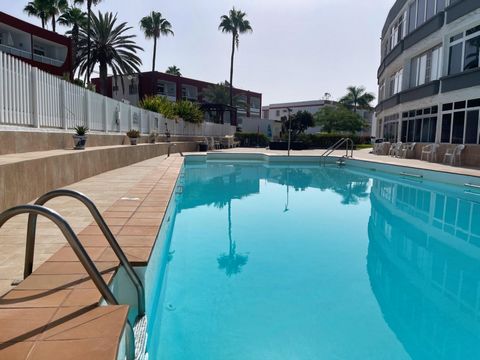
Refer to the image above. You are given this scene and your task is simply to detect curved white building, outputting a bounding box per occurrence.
[376,0,480,152]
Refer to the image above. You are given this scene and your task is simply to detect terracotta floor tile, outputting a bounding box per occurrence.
[28,337,119,360]
[98,247,151,265]
[125,218,162,227]
[0,341,34,360]
[0,308,57,342]
[61,289,101,307]
[118,226,159,237]
[104,217,129,226]
[41,305,128,341]
[130,212,165,220]
[116,235,156,247]
[76,235,110,247]
[0,289,71,308]
[79,225,122,236]
[34,261,118,276]
[46,246,106,262]
[101,211,132,219]
[107,206,138,212]
[135,206,167,213]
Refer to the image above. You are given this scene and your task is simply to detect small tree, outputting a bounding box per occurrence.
[281,111,314,140]
[315,105,367,134]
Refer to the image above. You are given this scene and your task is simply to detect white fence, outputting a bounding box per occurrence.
[0,52,236,137]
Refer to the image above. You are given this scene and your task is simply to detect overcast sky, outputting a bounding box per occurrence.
[5,0,395,106]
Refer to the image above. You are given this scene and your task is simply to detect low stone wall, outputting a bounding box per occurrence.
[0,130,206,155]
[0,142,197,211]
[412,143,480,167]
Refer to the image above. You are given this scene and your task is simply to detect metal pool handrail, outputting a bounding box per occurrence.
[25,189,145,317]
[0,204,135,360]
[320,138,354,165]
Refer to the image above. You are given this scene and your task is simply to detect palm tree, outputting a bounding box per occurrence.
[339,86,375,112]
[166,65,181,76]
[202,82,246,109]
[140,11,174,72]
[58,6,87,70]
[74,0,102,81]
[218,7,252,107]
[24,0,50,29]
[48,0,68,32]
[76,11,143,95]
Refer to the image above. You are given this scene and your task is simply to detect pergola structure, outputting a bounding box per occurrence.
[200,103,238,126]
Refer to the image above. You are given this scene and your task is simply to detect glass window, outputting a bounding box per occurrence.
[414,119,422,142]
[441,114,452,143]
[468,98,480,108]
[408,119,415,142]
[429,117,437,142]
[409,2,417,33]
[401,121,408,142]
[431,47,442,80]
[410,57,418,87]
[426,0,435,20]
[421,118,430,142]
[464,35,480,71]
[448,43,463,75]
[452,112,465,144]
[466,111,479,144]
[417,0,426,28]
[418,54,427,85]
[436,0,445,12]
[454,101,466,109]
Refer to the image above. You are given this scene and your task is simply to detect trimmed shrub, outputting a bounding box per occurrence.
[298,133,371,149]
[174,100,204,124]
[235,132,269,147]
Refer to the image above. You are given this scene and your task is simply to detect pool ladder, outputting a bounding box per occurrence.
[320,138,354,166]
[0,189,146,360]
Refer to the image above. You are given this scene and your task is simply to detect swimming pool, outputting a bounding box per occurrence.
[142,156,480,360]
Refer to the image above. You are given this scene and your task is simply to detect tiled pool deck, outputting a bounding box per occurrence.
[1,149,480,359]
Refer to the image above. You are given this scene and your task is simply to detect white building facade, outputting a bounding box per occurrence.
[376,0,480,144]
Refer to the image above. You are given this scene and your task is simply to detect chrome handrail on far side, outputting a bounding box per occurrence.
[0,205,135,360]
[320,137,354,166]
[25,189,145,318]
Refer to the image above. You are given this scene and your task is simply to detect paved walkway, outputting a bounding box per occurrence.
[0,154,181,296]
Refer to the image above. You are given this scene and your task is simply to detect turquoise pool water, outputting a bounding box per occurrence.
[144,160,480,360]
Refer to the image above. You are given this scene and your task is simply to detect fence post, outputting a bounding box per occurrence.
[85,90,91,129]
[60,81,67,130]
[103,97,108,132]
[128,106,132,130]
[0,53,4,124]
[31,67,40,128]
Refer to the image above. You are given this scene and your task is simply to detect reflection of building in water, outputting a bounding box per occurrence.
[368,178,480,360]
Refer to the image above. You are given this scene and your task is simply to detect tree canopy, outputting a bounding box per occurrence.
[314,105,368,134]
[281,111,315,140]
[339,86,375,112]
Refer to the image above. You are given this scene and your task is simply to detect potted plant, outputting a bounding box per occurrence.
[127,129,140,145]
[73,125,89,150]
[148,131,157,144]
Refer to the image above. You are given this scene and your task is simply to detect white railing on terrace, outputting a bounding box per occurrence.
[0,52,236,137]
[0,44,32,60]
[33,53,64,67]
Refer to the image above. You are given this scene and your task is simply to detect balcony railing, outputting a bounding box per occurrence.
[33,53,64,67]
[0,44,64,67]
[0,44,31,60]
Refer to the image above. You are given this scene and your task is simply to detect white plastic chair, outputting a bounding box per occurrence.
[400,143,416,159]
[388,142,403,157]
[421,143,439,162]
[443,144,465,166]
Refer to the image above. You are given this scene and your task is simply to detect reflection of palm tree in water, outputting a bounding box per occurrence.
[217,200,248,276]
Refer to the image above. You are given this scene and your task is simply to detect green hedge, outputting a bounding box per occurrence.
[235,132,269,147]
[298,133,371,149]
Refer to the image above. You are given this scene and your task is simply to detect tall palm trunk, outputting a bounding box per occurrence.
[86,1,92,82]
[99,61,107,95]
[152,36,157,72]
[51,15,56,32]
[41,17,45,28]
[229,33,235,107]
